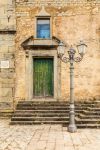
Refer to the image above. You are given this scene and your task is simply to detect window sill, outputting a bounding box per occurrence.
[34,38,52,40]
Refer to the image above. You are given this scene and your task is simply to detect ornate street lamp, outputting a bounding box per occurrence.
[57,41,87,133]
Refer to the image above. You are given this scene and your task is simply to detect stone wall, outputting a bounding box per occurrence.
[15,0,100,101]
[0,0,16,110]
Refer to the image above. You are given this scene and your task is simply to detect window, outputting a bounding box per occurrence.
[37,18,50,39]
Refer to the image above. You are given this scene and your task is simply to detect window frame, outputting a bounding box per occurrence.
[35,17,52,39]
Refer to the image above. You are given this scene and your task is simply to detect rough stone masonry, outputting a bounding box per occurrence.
[0,0,100,111]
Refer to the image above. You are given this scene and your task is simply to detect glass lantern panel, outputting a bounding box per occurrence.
[78,44,86,55]
[57,45,65,55]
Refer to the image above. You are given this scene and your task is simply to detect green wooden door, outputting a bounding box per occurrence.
[33,58,54,97]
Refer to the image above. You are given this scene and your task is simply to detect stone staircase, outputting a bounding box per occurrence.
[10,100,100,128]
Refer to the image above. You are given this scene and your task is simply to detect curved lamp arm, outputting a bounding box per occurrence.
[58,53,83,63]
[74,54,83,62]
[58,54,70,63]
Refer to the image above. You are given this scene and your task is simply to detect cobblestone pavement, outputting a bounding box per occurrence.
[0,119,100,150]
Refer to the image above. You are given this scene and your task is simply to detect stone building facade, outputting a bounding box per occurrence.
[0,0,100,111]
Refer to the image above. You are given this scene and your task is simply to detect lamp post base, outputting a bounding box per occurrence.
[68,124,77,133]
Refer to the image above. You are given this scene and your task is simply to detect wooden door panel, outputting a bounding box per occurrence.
[33,58,54,97]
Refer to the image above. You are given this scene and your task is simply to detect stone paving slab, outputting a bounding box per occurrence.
[0,119,100,150]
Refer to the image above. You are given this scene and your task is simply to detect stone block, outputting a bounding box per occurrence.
[0,19,8,30]
[0,77,14,84]
[1,83,14,88]
[9,60,15,68]
[0,87,12,97]
[0,0,8,5]
[0,101,13,109]
[0,53,4,59]
[7,0,13,5]
[4,53,15,59]
[0,7,5,15]
[0,45,9,53]
[8,46,15,52]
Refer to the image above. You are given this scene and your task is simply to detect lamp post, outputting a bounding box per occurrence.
[57,41,87,133]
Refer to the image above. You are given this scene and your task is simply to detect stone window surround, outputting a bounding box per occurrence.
[25,49,61,101]
[34,6,52,39]
[35,16,52,39]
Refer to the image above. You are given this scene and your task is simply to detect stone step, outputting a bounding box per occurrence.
[10,121,100,128]
[18,100,100,103]
[0,112,13,118]
[81,101,100,104]
[87,107,100,111]
[79,114,100,119]
[17,102,100,105]
[10,121,34,125]
[16,105,90,108]
[74,124,100,129]
[18,102,68,105]
[12,113,69,117]
[83,110,100,115]
[17,103,69,106]
[11,116,69,121]
[13,112,100,118]
[14,110,83,114]
[17,103,94,108]
[17,103,99,106]
[0,110,13,118]
[16,107,69,110]
[16,103,100,108]
[10,120,69,125]
[10,100,100,128]
[16,106,90,110]
[14,110,70,112]
[76,118,100,124]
